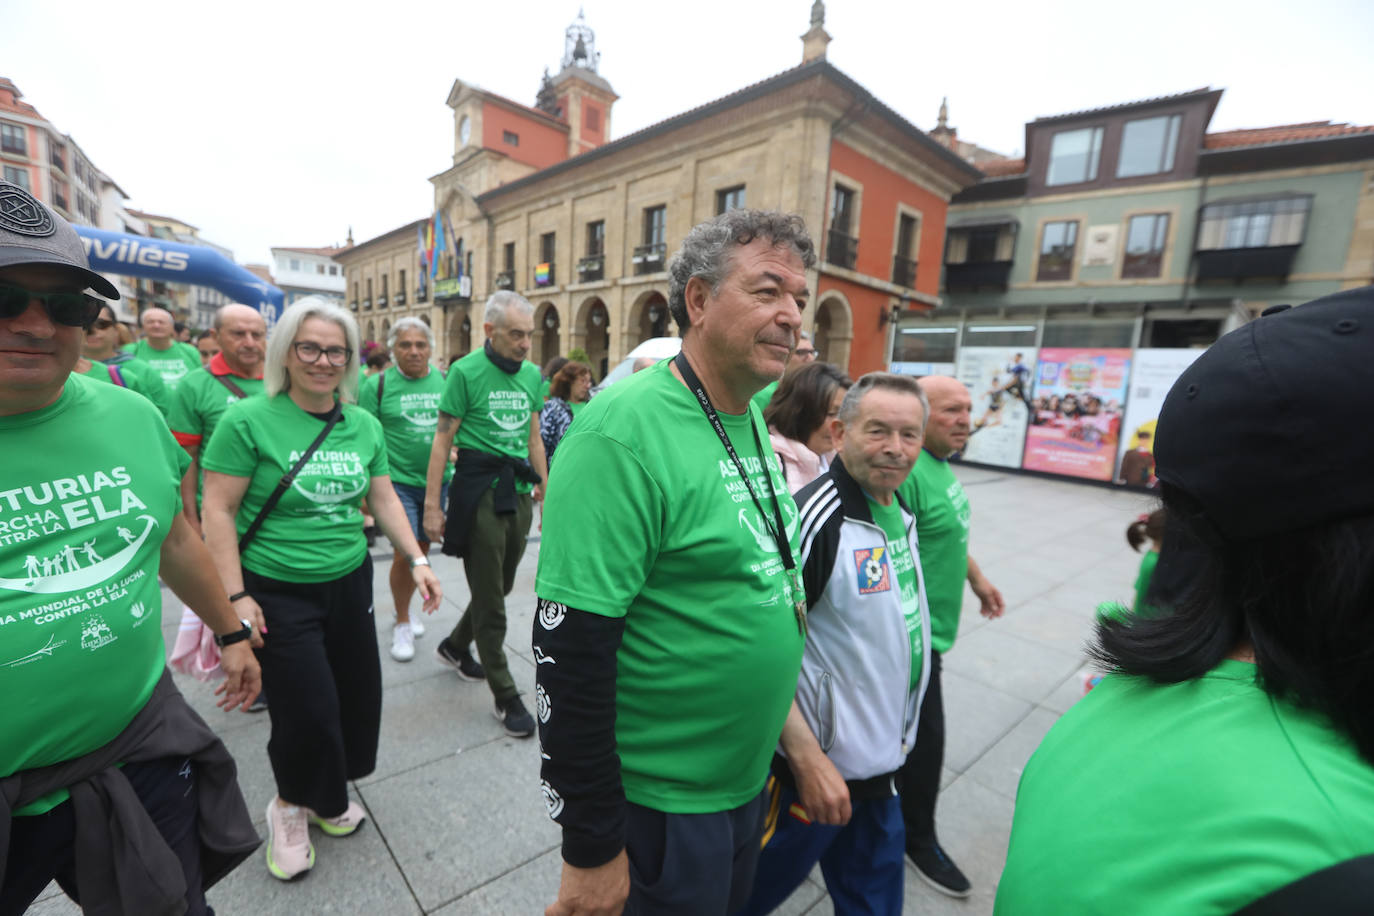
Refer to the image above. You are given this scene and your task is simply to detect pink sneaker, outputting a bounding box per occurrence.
[265,799,315,880]
[307,800,368,837]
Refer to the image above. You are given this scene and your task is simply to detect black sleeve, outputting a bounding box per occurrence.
[533,597,627,869]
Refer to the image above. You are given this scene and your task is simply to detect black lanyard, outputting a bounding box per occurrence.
[675,352,806,634]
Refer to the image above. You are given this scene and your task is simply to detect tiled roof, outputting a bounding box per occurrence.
[978,157,1025,177]
[273,245,352,257]
[1204,121,1374,149]
[0,77,43,119]
[1032,87,1218,125]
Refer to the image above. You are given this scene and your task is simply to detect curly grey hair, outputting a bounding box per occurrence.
[666,209,816,332]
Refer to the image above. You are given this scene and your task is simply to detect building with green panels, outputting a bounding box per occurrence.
[892,88,1374,369]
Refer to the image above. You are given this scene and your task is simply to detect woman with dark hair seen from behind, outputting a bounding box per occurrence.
[540,360,591,465]
[200,299,442,882]
[997,287,1374,914]
[764,361,852,492]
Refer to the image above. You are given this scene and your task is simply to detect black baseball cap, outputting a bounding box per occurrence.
[0,180,120,299]
[1154,285,1374,540]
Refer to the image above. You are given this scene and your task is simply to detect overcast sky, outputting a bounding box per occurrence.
[6,0,1372,267]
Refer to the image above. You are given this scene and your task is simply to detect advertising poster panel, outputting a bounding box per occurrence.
[955,347,1037,469]
[1023,348,1132,480]
[1113,348,1203,488]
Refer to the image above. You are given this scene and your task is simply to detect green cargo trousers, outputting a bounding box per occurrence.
[448,487,533,704]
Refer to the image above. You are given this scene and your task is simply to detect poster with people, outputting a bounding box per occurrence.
[1023,348,1132,481]
[1113,348,1204,488]
[955,347,1037,469]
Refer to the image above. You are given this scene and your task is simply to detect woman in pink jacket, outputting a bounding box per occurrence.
[763,361,852,493]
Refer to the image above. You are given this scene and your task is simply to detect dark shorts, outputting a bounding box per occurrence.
[392,480,446,545]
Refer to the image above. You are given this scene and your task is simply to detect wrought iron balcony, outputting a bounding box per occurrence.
[363,298,372,310]
[395,290,406,305]
[632,243,666,276]
[495,271,515,290]
[377,295,388,308]
[891,255,918,289]
[826,230,858,270]
[577,254,605,282]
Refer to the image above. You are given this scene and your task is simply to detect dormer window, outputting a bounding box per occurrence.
[1117,114,1182,178]
[1046,126,1103,186]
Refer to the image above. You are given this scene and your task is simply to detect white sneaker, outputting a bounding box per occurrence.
[409,615,425,638]
[390,623,415,662]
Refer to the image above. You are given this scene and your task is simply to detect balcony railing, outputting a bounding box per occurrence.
[349,301,358,311]
[577,254,605,282]
[363,298,372,310]
[943,260,1013,293]
[395,290,406,305]
[892,255,918,289]
[1194,245,1301,282]
[826,230,858,270]
[377,295,388,308]
[632,243,666,276]
[49,151,66,172]
[533,263,556,287]
[495,271,515,290]
[416,285,428,303]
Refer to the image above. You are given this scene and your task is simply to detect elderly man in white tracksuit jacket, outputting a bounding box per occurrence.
[735,372,933,916]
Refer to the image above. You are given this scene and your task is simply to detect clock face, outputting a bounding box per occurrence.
[459,116,471,147]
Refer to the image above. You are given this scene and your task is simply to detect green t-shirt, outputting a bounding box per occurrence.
[79,357,171,418]
[439,349,542,493]
[201,394,389,582]
[751,379,779,415]
[0,375,189,815]
[868,496,924,691]
[997,660,1374,914]
[360,365,453,489]
[568,399,584,416]
[540,377,551,403]
[167,365,267,506]
[896,450,969,654]
[536,361,805,813]
[129,340,202,393]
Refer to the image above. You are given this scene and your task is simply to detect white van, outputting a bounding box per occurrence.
[593,336,682,393]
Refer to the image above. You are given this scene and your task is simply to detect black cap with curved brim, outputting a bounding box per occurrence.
[0,181,120,300]
[1153,285,1374,540]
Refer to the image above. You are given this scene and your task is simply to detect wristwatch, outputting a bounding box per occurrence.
[409,556,430,570]
[214,619,253,648]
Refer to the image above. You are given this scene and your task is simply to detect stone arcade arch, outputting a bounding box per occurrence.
[813,291,854,374]
[626,288,671,347]
[534,302,560,368]
[573,296,610,380]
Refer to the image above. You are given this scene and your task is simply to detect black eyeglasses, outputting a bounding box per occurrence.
[0,283,103,328]
[292,341,352,366]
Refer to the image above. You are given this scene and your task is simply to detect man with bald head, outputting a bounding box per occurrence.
[894,375,1005,898]
[129,306,202,393]
[168,303,268,535]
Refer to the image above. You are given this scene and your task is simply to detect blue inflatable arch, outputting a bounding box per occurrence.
[74,226,285,327]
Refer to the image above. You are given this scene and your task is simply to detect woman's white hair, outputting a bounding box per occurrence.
[264,296,361,403]
[387,315,434,349]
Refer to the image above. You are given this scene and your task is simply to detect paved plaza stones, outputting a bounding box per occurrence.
[29,465,1153,915]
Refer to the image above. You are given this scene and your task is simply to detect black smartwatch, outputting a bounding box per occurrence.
[214,619,253,648]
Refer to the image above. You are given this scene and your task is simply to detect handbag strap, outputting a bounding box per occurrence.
[214,372,248,399]
[237,403,343,553]
[106,364,127,387]
[376,368,385,411]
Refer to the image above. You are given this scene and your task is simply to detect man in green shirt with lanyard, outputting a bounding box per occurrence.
[533,210,813,916]
[362,316,451,662]
[128,307,202,394]
[423,291,547,737]
[895,374,1005,898]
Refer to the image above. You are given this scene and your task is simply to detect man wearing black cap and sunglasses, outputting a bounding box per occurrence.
[0,180,262,914]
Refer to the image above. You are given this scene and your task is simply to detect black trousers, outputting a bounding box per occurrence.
[625,789,768,915]
[898,650,944,848]
[1,756,211,916]
[244,559,382,817]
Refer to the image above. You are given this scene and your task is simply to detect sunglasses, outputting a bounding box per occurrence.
[0,283,103,328]
[89,318,116,331]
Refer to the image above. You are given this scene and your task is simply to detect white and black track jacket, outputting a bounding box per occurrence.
[788,456,933,783]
